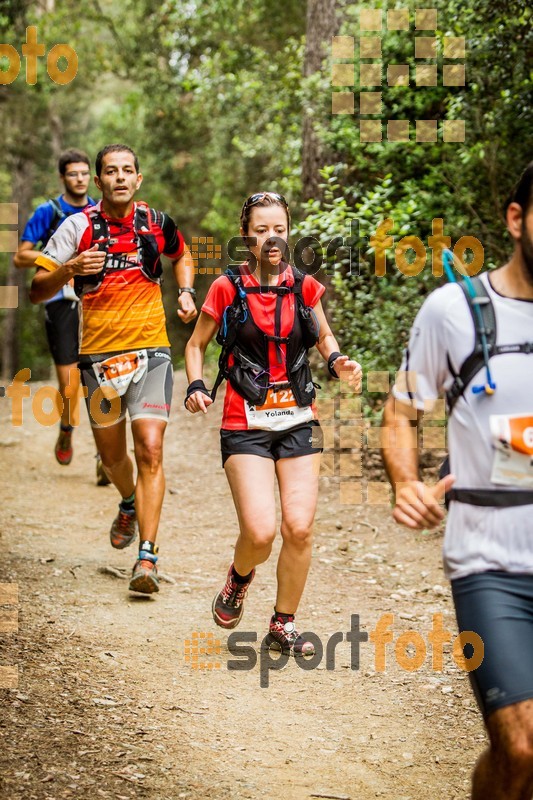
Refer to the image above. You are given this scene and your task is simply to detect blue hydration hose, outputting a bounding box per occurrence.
[442,249,496,396]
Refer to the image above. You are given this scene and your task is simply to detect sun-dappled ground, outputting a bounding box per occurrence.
[0,373,484,799]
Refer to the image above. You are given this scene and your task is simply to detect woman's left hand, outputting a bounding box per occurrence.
[332,355,363,392]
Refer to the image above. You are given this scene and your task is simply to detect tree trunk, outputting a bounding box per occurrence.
[301,0,338,202]
[48,104,64,163]
[1,158,34,380]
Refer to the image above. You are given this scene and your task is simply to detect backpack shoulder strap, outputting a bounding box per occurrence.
[43,197,67,243]
[446,276,497,414]
[290,265,305,294]
[88,207,110,249]
[223,266,251,302]
[211,268,247,401]
[224,265,242,285]
[73,207,108,298]
[48,197,65,219]
[134,202,158,232]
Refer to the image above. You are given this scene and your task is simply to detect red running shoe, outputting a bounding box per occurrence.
[212,563,255,629]
[129,556,159,594]
[265,614,315,657]
[109,509,138,550]
[55,427,73,465]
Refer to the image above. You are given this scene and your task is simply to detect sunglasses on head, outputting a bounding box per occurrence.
[243,192,288,210]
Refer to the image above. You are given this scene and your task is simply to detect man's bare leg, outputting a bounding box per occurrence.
[472,700,533,800]
[131,418,167,544]
[55,364,80,426]
[91,418,135,498]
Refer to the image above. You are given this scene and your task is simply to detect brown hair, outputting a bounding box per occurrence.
[95,144,139,177]
[240,192,291,234]
[58,149,90,175]
[504,161,533,216]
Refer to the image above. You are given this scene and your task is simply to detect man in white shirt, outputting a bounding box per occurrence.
[382,162,533,799]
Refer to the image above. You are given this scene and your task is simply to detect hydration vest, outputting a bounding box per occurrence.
[43,196,96,246]
[211,265,321,408]
[43,198,66,246]
[74,202,163,298]
[441,274,533,507]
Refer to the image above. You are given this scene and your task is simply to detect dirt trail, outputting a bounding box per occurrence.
[0,372,484,800]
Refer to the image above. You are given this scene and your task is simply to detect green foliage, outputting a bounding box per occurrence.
[296,168,439,390]
[295,0,532,404]
[1,0,530,383]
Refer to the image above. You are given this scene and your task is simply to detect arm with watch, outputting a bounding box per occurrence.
[172,245,198,324]
[311,300,363,391]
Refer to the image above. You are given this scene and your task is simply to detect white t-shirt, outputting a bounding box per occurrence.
[392,272,533,580]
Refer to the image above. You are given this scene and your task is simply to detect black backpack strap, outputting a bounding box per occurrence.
[134,204,161,229]
[43,197,66,244]
[210,369,225,402]
[149,207,163,228]
[224,267,248,308]
[49,197,65,219]
[73,209,109,298]
[211,268,247,401]
[448,488,533,507]
[90,209,110,248]
[446,277,497,415]
[242,284,292,295]
[493,342,533,356]
[135,204,148,227]
[290,266,305,296]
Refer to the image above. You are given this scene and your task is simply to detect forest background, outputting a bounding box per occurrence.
[0,0,531,402]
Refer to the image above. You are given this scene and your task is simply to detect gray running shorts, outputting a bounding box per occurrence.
[452,570,533,717]
[79,347,173,428]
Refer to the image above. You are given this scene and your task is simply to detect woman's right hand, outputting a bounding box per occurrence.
[185,391,214,414]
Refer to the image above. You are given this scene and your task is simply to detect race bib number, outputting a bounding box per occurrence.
[245,385,314,431]
[490,414,533,488]
[93,350,148,398]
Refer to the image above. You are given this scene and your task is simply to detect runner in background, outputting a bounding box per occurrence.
[14,149,109,482]
[30,144,197,595]
[185,191,362,655]
[381,162,533,800]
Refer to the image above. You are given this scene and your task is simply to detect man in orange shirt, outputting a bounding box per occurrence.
[31,144,197,595]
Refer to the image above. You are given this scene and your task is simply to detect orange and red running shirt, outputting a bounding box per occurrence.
[202,264,325,429]
[35,201,184,355]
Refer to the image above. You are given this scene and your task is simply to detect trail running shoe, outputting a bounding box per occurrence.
[96,454,111,486]
[129,555,159,594]
[55,427,73,465]
[212,564,255,629]
[109,509,138,550]
[265,615,315,657]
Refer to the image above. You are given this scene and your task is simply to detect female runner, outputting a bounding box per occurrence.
[185,192,362,655]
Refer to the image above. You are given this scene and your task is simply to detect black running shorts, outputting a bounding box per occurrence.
[452,571,533,718]
[44,298,79,366]
[79,347,173,428]
[220,421,323,467]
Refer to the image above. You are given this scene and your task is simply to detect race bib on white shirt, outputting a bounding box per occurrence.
[92,350,148,397]
[490,414,533,488]
[245,385,314,431]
